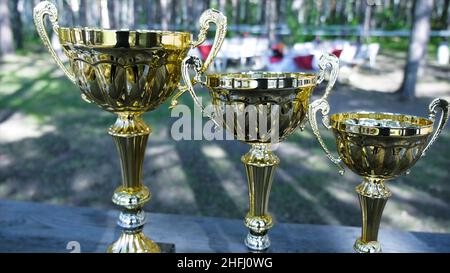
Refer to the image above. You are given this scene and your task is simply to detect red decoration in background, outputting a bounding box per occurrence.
[269,56,283,63]
[331,49,343,58]
[270,43,285,63]
[198,44,213,60]
[294,55,314,70]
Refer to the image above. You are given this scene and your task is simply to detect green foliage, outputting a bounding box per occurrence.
[370,36,443,57]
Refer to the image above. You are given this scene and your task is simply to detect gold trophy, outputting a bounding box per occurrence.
[309,98,449,253]
[172,54,340,251]
[33,1,226,253]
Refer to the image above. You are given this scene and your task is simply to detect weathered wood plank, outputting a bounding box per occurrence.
[0,199,449,253]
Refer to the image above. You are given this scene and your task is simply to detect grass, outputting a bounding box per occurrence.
[1,54,450,234]
[371,36,446,58]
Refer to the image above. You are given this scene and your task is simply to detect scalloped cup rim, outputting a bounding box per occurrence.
[207,71,317,80]
[57,27,192,49]
[330,111,434,137]
[58,27,192,36]
[205,71,318,91]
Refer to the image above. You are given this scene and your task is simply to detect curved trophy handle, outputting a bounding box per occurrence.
[421,98,450,157]
[299,53,340,131]
[308,99,345,175]
[170,9,227,109]
[191,9,227,73]
[33,1,76,84]
[179,56,222,128]
[317,53,339,100]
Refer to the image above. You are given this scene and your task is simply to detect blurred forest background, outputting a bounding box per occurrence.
[1,0,449,52]
[1,0,449,98]
[1,1,450,234]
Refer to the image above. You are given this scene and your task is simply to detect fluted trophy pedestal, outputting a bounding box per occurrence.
[242,144,279,251]
[353,178,391,253]
[106,114,160,253]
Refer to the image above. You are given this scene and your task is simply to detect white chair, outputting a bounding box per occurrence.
[367,43,380,68]
[437,43,449,65]
[340,43,361,66]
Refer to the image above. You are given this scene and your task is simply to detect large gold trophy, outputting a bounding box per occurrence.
[33,1,226,253]
[309,98,449,253]
[172,54,340,251]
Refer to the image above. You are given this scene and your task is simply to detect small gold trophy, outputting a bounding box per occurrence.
[309,98,449,253]
[33,1,227,253]
[173,54,340,251]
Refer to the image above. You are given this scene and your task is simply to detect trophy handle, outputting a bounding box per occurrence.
[308,98,345,175]
[317,53,339,100]
[178,56,222,128]
[422,98,450,157]
[33,1,76,84]
[170,9,227,109]
[191,9,227,73]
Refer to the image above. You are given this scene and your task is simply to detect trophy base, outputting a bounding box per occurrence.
[245,232,270,251]
[353,238,382,253]
[107,231,163,253]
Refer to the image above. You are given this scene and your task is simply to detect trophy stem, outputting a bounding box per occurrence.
[242,143,280,251]
[107,113,160,253]
[354,177,392,253]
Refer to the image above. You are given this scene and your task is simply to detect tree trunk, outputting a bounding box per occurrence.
[0,0,13,56]
[258,0,266,25]
[62,0,75,26]
[171,0,178,26]
[127,0,135,28]
[10,0,23,50]
[362,1,372,43]
[231,0,239,26]
[329,0,337,23]
[155,0,163,28]
[134,0,141,27]
[398,0,434,100]
[393,0,400,20]
[145,0,153,27]
[278,0,285,25]
[160,0,169,30]
[266,0,277,43]
[100,0,110,29]
[108,0,117,29]
[203,0,210,11]
[243,0,251,24]
[219,0,226,14]
[439,0,449,29]
[79,0,87,26]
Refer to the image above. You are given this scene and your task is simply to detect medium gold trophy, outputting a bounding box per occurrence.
[33,1,227,253]
[309,98,449,253]
[172,53,340,251]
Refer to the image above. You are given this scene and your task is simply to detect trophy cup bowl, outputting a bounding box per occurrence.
[205,72,316,143]
[34,1,227,253]
[172,53,340,251]
[309,98,449,253]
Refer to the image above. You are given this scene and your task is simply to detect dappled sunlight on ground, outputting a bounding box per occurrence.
[144,142,200,213]
[339,53,450,100]
[277,168,342,226]
[324,186,355,206]
[0,112,55,143]
[203,145,247,212]
[201,144,227,159]
[1,53,449,234]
